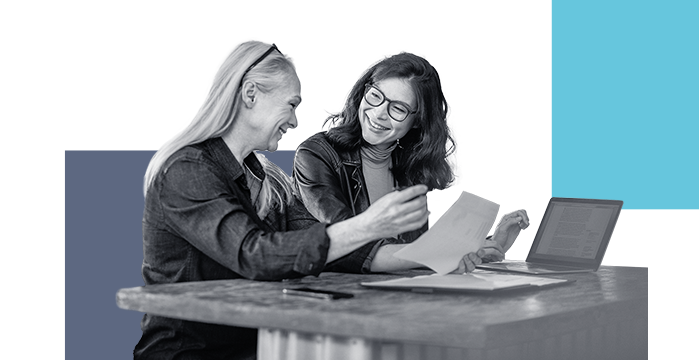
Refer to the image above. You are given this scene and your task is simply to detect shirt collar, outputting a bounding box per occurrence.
[205,137,266,182]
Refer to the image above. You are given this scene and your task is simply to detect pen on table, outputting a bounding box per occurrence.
[282,288,354,300]
[282,289,332,300]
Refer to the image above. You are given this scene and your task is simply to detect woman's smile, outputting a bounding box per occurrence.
[366,114,390,131]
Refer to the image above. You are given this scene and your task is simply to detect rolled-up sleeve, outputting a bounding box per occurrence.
[159,156,329,280]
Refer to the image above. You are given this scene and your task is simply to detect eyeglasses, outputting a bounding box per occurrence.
[239,43,282,87]
[363,84,417,122]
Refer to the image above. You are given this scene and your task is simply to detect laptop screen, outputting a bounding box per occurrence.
[526,198,623,269]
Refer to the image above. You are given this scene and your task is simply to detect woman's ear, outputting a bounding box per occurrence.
[240,81,257,108]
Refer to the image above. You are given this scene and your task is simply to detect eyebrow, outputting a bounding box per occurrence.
[374,85,415,109]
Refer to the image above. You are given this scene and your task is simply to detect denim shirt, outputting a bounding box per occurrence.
[135,137,330,359]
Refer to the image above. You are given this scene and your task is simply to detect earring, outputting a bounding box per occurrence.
[396,138,403,149]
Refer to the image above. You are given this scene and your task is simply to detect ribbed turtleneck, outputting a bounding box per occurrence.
[360,142,397,168]
[360,142,397,204]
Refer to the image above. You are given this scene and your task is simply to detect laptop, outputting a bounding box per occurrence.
[476,197,623,275]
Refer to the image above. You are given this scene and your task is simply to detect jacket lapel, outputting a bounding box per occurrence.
[338,148,369,216]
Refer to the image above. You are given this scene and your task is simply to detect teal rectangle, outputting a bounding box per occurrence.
[553,0,698,209]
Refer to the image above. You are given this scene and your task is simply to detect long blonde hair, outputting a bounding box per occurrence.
[144,41,297,218]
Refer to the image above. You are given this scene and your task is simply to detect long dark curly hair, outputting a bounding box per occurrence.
[325,52,455,190]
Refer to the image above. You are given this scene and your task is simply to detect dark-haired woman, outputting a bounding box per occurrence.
[293,53,529,274]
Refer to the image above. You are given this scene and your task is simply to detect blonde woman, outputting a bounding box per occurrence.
[134,41,429,359]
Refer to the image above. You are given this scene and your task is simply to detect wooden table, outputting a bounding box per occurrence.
[117,266,647,360]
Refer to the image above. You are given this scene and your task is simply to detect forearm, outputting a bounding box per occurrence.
[325,216,378,264]
[369,244,422,272]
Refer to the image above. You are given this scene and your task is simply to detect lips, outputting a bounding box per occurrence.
[366,115,390,131]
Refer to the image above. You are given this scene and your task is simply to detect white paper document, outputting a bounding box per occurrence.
[393,191,499,275]
[361,272,569,292]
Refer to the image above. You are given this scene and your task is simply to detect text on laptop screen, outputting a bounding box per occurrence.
[533,202,616,259]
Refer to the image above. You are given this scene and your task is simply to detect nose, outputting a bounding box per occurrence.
[288,112,298,129]
[374,102,390,121]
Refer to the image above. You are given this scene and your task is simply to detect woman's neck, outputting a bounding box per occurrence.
[361,142,397,164]
[374,143,391,151]
[222,129,253,165]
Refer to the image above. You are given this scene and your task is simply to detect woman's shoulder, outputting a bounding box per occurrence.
[165,143,212,167]
[158,141,223,182]
[295,131,348,171]
[297,131,337,157]
[298,131,330,148]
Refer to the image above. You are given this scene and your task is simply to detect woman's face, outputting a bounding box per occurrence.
[358,77,417,150]
[250,73,302,152]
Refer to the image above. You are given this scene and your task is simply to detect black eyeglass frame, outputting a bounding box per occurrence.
[363,84,418,122]
[239,43,282,87]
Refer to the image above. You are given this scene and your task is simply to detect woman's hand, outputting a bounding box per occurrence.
[325,185,428,264]
[491,209,530,253]
[451,240,507,273]
[480,239,506,263]
[451,250,484,273]
[358,185,430,239]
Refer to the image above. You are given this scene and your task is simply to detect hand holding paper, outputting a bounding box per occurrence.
[393,191,500,275]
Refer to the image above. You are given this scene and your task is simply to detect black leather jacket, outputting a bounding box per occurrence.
[293,132,428,273]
